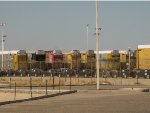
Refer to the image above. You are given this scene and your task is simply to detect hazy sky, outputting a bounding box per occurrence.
[0,1,150,51]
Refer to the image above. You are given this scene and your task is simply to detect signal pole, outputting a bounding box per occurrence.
[96,0,100,90]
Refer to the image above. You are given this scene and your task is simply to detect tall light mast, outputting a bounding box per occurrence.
[96,0,100,90]
[86,24,89,51]
[0,22,6,71]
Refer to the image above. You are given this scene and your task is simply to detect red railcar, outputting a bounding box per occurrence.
[46,50,63,69]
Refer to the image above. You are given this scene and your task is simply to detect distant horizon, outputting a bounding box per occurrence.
[0,47,142,53]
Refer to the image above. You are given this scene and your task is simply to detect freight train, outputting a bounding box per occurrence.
[0,45,149,78]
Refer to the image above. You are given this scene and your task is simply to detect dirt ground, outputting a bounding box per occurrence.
[0,88,69,102]
[0,76,150,113]
[0,92,43,102]
[0,89,150,113]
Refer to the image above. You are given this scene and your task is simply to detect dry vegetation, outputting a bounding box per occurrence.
[0,76,150,87]
[0,76,97,87]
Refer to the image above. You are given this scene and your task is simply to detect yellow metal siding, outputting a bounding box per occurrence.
[13,54,28,71]
[66,53,81,69]
[120,53,126,63]
[81,53,87,63]
[106,53,112,59]
[81,52,95,69]
[136,48,150,69]
[13,54,18,70]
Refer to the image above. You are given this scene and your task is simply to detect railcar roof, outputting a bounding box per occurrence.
[138,45,150,49]
[0,50,19,54]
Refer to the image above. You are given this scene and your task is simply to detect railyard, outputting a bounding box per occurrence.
[0,48,147,79]
[0,45,150,79]
[0,45,149,112]
[0,1,150,113]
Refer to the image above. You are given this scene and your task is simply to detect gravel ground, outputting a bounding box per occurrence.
[0,89,70,102]
[0,92,43,102]
[1,77,150,87]
[0,89,150,113]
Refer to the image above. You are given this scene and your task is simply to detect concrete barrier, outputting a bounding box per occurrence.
[0,90,77,106]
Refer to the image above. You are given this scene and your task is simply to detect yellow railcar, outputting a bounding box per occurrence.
[81,50,95,69]
[101,50,120,70]
[99,51,112,70]
[13,52,28,71]
[106,53,113,70]
[120,53,127,63]
[66,50,81,70]
[136,46,150,70]
[106,53,112,59]
[120,53,127,69]
[111,50,120,70]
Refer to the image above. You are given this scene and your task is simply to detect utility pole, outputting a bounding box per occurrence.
[0,22,6,71]
[96,0,100,90]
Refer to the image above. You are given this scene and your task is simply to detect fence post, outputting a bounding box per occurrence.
[59,74,60,93]
[10,77,11,89]
[136,75,139,84]
[70,75,71,91]
[46,80,47,95]
[78,75,79,84]
[65,74,67,82]
[50,74,52,80]
[91,76,92,85]
[14,82,16,101]
[30,76,32,98]
[53,76,55,89]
